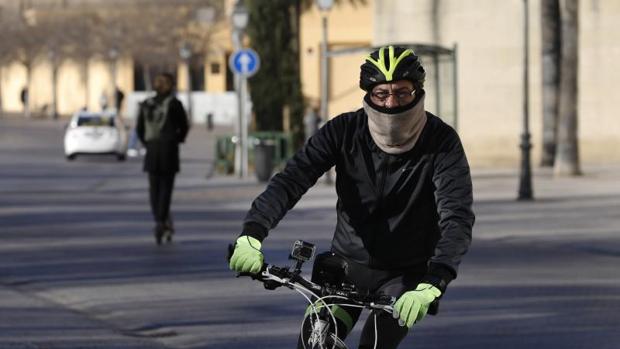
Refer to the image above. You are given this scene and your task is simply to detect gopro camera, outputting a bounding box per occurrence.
[290,240,316,262]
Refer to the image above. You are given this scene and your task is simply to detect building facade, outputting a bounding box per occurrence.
[299,0,620,167]
[1,0,618,166]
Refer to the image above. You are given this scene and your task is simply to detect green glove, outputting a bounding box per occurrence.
[229,236,264,274]
[393,283,442,328]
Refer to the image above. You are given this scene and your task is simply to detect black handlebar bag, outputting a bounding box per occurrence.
[311,251,349,288]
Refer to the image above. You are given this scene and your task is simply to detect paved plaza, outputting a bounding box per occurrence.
[0,117,619,348]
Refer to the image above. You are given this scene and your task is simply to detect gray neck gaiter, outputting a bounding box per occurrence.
[363,94,427,154]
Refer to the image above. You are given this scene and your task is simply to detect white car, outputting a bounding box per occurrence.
[64,111,128,161]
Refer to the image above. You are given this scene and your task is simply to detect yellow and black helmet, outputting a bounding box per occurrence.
[359,46,426,91]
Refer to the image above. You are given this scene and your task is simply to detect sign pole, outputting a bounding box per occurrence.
[241,77,249,178]
[229,49,260,179]
[236,74,243,178]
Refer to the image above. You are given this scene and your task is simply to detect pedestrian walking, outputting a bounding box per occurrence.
[137,72,189,245]
[229,46,475,348]
[115,87,125,113]
[303,105,321,142]
[20,87,28,107]
[20,87,30,118]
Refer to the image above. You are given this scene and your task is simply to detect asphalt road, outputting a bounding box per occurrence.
[1,118,619,349]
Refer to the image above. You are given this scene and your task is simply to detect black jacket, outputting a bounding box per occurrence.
[243,109,474,289]
[136,94,189,174]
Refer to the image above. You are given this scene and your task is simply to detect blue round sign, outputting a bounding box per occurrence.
[229,49,260,77]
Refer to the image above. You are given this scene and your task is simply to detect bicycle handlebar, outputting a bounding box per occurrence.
[229,241,403,349]
[228,243,395,309]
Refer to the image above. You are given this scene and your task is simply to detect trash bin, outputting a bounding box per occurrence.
[254,139,276,182]
[215,136,236,174]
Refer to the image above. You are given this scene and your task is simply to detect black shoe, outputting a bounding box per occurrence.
[154,222,165,245]
[164,219,174,243]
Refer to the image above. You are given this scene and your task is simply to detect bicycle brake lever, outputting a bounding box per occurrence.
[428,299,440,315]
[263,280,282,290]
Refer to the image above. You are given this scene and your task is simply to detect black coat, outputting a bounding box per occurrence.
[242,109,474,290]
[136,95,189,174]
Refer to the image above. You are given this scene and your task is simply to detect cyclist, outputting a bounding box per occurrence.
[229,45,475,348]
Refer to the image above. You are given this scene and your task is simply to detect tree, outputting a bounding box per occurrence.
[64,10,100,110]
[0,0,223,118]
[0,19,16,118]
[89,8,137,109]
[10,13,49,118]
[554,0,580,176]
[246,0,300,132]
[540,0,561,167]
[38,13,76,119]
[93,2,222,92]
[246,0,366,147]
[113,5,179,85]
[283,2,305,146]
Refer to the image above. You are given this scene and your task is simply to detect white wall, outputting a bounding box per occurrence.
[124,91,240,127]
[374,0,620,166]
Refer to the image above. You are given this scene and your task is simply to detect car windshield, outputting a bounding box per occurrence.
[77,115,114,127]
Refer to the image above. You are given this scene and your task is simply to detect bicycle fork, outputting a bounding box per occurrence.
[308,318,330,347]
[307,307,347,349]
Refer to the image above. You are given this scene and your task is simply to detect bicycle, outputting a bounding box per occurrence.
[230,240,396,349]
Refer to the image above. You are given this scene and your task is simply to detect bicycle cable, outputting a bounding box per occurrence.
[374,312,378,349]
[300,293,393,349]
[312,294,392,349]
[243,257,394,349]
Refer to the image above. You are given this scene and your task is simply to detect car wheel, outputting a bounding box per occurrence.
[117,154,127,161]
[66,154,76,161]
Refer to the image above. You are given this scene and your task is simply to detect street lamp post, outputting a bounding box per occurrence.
[108,48,119,114]
[48,49,59,120]
[316,0,334,184]
[179,43,193,124]
[232,0,249,178]
[518,0,534,200]
[316,0,333,129]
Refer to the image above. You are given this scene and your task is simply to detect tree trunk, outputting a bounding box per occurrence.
[0,66,4,119]
[81,59,90,110]
[540,0,561,167]
[24,62,32,119]
[109,60,117,113]
[554,0,581,176]
[52,64,59,119]
[288,0,306,147]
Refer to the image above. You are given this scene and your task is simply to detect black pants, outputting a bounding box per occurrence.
[298,257,425,349]
[148,173,175,224]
